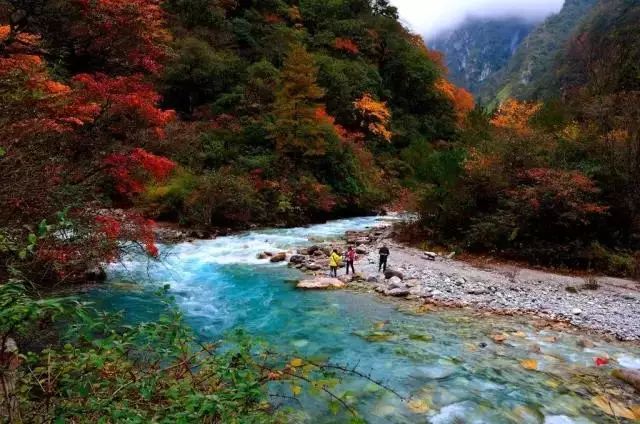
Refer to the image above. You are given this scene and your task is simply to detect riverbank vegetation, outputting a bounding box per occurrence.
[415,0,640,278]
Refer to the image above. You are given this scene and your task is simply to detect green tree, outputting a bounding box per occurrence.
[270,45,327,156]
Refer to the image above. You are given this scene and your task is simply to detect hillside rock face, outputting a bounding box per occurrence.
[479,0,598,104]
[429,0,599,105]
[429,18,535,98]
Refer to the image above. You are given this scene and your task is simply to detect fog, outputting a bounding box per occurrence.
[391,0,565,38]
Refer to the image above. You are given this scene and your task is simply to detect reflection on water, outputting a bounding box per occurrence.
[88,216,640,423]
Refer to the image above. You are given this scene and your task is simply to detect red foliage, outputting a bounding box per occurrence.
[594,357,609,367]
[105,148,176,195]
[68,0,169,73]
[333,38,359,54]
[72,73,175,137]
[511,168,609,221]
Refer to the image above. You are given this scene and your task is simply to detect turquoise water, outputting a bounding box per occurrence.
[89,216,640,423]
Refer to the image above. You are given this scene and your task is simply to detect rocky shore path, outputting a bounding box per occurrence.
[290,227,640,342]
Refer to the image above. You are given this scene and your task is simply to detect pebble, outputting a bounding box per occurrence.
[294,227,640,341]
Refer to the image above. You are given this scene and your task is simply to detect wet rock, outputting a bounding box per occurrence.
[297,248,309,255]
[297,277,345,290]
[270,252,287,263]
[85,266,107,282]
[577,338,594,349]
[289,255,305,264]
[384,269,404,280]
[257,253,269,260]
[366,275,379,283]
[263,251,274,257]
[612,369,640,391]
[355,247,367,254]
[307,245,320,255]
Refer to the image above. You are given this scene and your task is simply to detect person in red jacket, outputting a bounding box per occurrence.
[345,246,357,275]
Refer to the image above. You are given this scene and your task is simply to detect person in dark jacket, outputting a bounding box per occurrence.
[378,246,390,272]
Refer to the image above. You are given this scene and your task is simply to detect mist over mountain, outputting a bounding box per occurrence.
[392,0,563,39]
[428,17,536,96]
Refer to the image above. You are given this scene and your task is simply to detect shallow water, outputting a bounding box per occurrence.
[89,216,640,423]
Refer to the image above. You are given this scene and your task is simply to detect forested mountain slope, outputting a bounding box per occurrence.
[0,0,472,286]
[429,17,535,99]
[481,0,598,104]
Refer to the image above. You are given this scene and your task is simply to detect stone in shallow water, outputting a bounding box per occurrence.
[544,415,594,424]
[415,364,457,380]
[296,277,345,289]
[617,354,640,370]
[429,401,477,424]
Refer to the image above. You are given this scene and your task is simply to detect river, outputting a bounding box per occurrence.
[87,216,640,423]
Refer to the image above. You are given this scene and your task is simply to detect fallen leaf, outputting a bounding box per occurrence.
[520,359,538,371]
[595,357,609,367]
[291,384,302,396]
[407,399,430,414]
[290,358,303,367]
[512,331,526,338]
[591,395,638,420]
[492,334,507,343]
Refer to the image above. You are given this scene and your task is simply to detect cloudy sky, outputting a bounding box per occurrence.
[391,0,565,38]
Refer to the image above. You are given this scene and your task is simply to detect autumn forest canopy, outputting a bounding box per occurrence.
[0,0,639,286]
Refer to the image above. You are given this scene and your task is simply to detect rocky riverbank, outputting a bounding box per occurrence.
[278,227,640,342]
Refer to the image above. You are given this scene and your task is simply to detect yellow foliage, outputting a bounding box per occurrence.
[491,98,542,136]
[354,93,392,142]
[436,78,475,124]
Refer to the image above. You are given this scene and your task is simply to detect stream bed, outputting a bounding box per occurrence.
[87,216,640,423]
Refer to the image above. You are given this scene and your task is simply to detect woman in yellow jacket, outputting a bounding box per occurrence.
[329,249,342,277]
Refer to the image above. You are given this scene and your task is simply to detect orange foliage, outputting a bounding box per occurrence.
[333,38,359,54]
[436,78,475,124]
[353,93,392,142]
[491,99,542,136]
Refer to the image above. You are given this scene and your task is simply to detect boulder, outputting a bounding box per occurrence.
[257,253,269,260]
[263,251,274,257]
[297,248,309,255]
[384,269,404,280]
[289,255,306,264]
[270,252,287,263]
[307,245,320,255]
[313,250,326,257]
[297,277,345,290]
[355,247,367,255]
[388,276,404,289]
[305,263,323,271]
[366,275,379,283]
[613,369,640,391]
[424,252,438,261]
[385,287,410,297]
[85,266,107,282]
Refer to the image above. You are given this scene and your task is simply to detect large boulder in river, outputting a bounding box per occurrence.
[289,255,305,264]
[270,252,287,263]
[297,277,345,290]
[384,269,404,280]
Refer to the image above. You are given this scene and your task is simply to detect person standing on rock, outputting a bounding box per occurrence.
[378,245,390,272]
[329,249,342,278]
[345,246,357,275]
